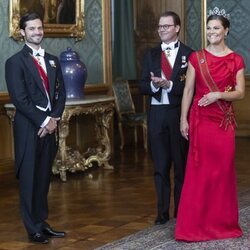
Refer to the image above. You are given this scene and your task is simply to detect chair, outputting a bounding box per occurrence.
[112,79,147,151]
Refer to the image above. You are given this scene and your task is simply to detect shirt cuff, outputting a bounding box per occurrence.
[151,81,160,93]
[166,81,173,93]
[41,116,51,128]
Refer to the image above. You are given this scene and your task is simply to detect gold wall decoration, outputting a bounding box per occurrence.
[9,0,85,41]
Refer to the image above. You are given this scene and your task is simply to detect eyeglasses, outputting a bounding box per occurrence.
[157,24,175,31]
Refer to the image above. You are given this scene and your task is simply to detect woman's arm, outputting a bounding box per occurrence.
[180,62,196,140]
[199,68,245,106]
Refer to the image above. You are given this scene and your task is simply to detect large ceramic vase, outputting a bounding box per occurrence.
[59,47,87,99]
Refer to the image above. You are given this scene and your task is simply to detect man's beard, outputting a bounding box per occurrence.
[26,35,43,45]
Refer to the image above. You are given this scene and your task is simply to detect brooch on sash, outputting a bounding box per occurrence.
[200,58,205,64]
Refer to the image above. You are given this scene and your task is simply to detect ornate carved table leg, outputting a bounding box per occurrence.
[51,97,115,181]
[52,120,70,182]
[93,103,114,170]
[86,103,114,169]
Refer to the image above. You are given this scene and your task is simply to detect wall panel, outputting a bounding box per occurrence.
[134,0,185,77]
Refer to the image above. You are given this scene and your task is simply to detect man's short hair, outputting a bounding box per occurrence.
[19,12,43,30]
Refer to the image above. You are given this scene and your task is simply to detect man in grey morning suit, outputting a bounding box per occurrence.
[5,12,66,244]
[140,11,193,225]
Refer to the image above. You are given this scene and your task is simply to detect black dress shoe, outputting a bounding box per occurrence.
[28,232,49,244]
[42,227,66,238]
[154,215,169,225]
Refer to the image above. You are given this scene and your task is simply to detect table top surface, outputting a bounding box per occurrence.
[4,95,114,109]
[65,95,114,106]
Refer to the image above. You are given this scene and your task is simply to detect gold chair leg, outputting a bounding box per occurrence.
[118,122,124,150]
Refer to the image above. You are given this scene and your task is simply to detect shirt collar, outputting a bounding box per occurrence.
[26,44,45,57]
[161,40,179,51]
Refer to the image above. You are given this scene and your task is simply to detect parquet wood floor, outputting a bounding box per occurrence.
[0,137,249,250]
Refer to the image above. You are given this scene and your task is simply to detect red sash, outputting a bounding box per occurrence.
[161,51,172,79]
[32,57,50,96]
[196,50,236,130]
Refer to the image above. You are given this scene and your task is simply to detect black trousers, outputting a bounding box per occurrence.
[148,105,188,218]
[18,133,56,234]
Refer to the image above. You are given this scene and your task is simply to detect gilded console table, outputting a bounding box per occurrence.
[5,95,115,182]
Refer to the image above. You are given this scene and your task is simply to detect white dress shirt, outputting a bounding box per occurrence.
[151,40,179,105]
[27,44,51,127]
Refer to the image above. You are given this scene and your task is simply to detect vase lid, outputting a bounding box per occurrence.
[60,47,80,61]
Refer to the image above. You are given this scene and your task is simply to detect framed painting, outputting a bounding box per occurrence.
[9,0,85,40]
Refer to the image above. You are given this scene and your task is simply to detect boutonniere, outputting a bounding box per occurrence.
[49,60,56,68]
[180,74,186,82]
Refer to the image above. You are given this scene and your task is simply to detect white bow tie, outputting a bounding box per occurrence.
[161,41,179,51]
[33,48,45,57]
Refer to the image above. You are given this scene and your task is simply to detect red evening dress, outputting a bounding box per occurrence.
[175,49,245,242]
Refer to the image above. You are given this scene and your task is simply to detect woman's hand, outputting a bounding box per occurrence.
[180,119,189,140]
[198,92,221,106]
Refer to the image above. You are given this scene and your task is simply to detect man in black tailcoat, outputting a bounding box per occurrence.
[140,11,193,225]
[5,12,66,244]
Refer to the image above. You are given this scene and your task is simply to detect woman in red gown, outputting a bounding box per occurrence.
[175,11,245,241]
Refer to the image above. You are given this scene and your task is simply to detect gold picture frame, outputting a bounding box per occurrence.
[9,0,85,41]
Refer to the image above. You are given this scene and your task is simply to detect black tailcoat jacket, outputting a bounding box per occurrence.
[5,44,66,234]
[140,41,193,218]
[6,44,66,177]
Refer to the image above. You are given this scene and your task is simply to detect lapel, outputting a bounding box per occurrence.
[150,45,162,101]
[153,42,185,80]
[151,45,162,77]
[171,42,184,81]
[21,45,47,97]
[21,45,56,99]
[44,54,56,98]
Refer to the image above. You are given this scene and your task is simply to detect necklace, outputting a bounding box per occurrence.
[207,45,228,56]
